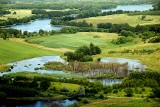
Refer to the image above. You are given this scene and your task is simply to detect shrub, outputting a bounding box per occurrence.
[124,88,134,97]
[81,98,89,104]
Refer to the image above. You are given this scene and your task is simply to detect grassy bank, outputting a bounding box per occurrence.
[74,14,160,27]
[0,39,61,64]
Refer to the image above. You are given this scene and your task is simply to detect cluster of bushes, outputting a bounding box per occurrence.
[0,15,46,26]
[108,48,160,55]
[148,36,160,43]
[111,36,133,45]
[51,18,92,27]
[64,43,101,62]
[0,10,11,15]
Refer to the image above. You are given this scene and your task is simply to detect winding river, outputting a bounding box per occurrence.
[6,19,62,32]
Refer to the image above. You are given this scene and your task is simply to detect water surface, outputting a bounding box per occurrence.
[102,4,153,12]
[6,19,62,32]
[0,56,68,76]
[89,78,122,86]
[100,58,146,71]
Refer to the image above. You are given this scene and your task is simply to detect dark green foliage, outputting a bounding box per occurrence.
[152,87,160,98]
[120,30,134,37]
[0,92,6,99]
[103,86,112,94]
[99,94,104,99]
[124,88,134,97]
[65,43,101,62]
[97,23,112,29]
[32,9,46,14]
[0,10,11,15]
[121,72,160,88]
[81,98,89,104]
[111,37,133,45]
[149,36,160,43]
[40,79,51,91]
[113,89,118,93]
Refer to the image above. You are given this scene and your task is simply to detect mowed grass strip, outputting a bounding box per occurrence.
[73,14,160,27]
[0,39,61,64]
[26,32,137,50]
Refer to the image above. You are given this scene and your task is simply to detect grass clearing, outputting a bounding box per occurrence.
[73,14,160,27]
[26,32,138,50]
[81,97,160,107]
[0,9,33,20]
[0,39,61,64]
[49,82,80,92]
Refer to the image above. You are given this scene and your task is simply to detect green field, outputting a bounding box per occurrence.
[26,32,138,50]
[49,82,80,92]
[0,39,61,64]
[74,14,160,27]
[81,97,160,107]
[25,32,160,71]
[0,9,33,20]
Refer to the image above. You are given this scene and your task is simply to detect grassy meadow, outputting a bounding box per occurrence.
[73,14,160,27]
[25,32,160,71]
[0,9,33,20]
[26,32,139,50]
[0,39,61,64]
[81,97,160,107]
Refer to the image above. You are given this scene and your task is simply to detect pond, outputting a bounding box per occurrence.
[0,56,69,76]
[102,4,153,12]
[89,78,122,86]
[0,99,77,107]
[100,58,146,71]
[6,19,62,32]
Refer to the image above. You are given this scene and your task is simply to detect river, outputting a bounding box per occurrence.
[102,4,153,12]
[6,19,62,32]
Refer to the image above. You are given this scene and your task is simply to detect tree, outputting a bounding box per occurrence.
[124,88,134,97]
[152,87,160,98]
[40,80,51,91]
[77,86,85,96]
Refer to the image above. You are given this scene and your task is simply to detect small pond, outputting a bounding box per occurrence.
[0,99,76,107]
[0,56,69,76]
[6,19,62,32]
[100,58,146,71]
[89,78,122,86]
[102,4,153,12]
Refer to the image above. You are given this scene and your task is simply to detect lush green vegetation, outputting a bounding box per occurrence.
[0,0,160,106]
[74,14,160,27]
[0,39,61,64]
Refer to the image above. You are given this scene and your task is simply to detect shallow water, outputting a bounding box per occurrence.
[6,19,62,32]
[0,56,69,76]
[89,78,122,86]
[100,58,146,71]
[102,4,153,12]
[0,99,76,107]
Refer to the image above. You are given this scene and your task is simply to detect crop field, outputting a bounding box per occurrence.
[74,14,160,27]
